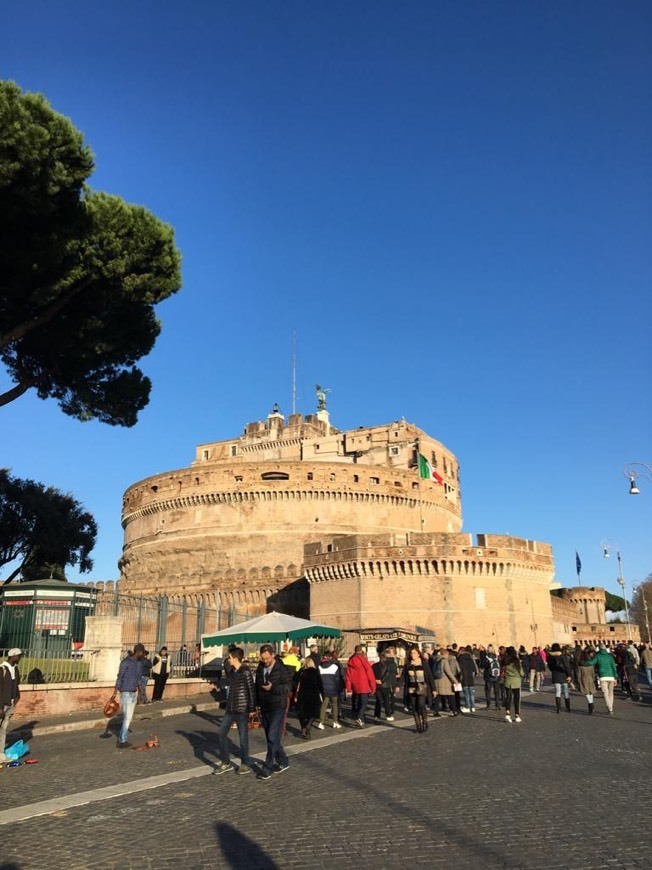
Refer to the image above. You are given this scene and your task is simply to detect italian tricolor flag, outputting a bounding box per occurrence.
[418,453,444,485]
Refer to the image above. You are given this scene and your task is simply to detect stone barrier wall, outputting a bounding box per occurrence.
[13,678,210,720]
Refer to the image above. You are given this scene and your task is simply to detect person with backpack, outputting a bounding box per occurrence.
[372,652,395,722]
[316,651,344,729]
[548,643,573,713]
[502,646,524,723]
[480,645,501,711]
[518,645,530,687]
[623,642,641,702]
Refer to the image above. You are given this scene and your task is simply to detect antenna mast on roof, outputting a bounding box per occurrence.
[292,329,297,415]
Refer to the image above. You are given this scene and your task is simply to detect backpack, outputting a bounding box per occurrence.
[27,667,46,685]
[488,657,501,679]
[431,658,443,680]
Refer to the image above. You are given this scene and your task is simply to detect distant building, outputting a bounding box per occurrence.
[550,587,640,645]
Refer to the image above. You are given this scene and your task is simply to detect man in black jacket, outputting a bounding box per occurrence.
[255,644,292,780]
[213,647,256,776]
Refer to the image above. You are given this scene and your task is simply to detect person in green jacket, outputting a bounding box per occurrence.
[502,646,524,724]
[584,645,618,715]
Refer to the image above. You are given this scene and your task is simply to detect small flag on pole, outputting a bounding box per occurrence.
[418,453,444,485]
[575,551,582,578]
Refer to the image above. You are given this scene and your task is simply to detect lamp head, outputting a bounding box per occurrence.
[603,548,610,558]
[629,477,640,495]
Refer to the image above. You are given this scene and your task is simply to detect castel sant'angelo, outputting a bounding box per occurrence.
[119,392,634,650]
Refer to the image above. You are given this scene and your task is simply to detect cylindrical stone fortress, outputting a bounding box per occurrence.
[119,409,462,611]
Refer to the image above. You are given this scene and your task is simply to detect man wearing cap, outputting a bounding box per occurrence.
[0,648,22,762]
[111,643,146,748]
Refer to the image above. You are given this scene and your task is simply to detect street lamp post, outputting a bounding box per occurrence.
[623,462,652,495]
[602,542,631,637]
[633,583,651,644]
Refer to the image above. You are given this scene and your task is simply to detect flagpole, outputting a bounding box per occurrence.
[416,439,424,532]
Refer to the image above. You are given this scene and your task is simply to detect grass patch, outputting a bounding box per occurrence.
[20,656,91,684]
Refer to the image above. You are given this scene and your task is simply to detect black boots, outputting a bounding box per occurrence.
[421,711,429,732]
[565,698,571,713]
[556,698,561,714]
[588,702,594,715]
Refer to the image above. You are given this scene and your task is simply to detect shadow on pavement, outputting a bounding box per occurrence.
[215,822,279,870]
[176,728,220,767]
[9,719,38,741]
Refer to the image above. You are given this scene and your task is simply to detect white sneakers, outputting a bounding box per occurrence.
[316,722,325,730]
[505,713,512,723]
[515,715,522,723]
[332,722,342,729]
[386,716,395,722]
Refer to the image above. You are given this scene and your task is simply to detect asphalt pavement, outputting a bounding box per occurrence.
[0,681,650,870]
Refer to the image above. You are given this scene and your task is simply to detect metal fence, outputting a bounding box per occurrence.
[0,647,100,685]
[94,590,254,676]
[0,591,255,683]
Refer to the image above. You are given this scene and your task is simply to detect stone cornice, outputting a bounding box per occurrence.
[122,487,461,528]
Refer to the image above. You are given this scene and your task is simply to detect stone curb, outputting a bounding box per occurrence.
[10,700,219,738]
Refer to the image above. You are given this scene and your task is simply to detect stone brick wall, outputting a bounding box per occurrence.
[13,678,208,720]
[305,532,556,651]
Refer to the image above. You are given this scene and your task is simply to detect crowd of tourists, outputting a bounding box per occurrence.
[203,637,650,780]
[1,638,649,774]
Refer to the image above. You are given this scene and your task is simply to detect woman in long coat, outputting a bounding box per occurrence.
[577,647,597,714]
[293,658,323,739]
[433,648,461,717]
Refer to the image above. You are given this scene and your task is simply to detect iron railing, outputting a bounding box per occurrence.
[2,647,100,684]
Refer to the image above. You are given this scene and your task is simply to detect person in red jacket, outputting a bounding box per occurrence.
[345,645,377,727]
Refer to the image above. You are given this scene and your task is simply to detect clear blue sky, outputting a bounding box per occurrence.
[2,2,650,600]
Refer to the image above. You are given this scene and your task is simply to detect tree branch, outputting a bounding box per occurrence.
[0,378,35,407]
[2,563,24,585]
[0,279,90,350]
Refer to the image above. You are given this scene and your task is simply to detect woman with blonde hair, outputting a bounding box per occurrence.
[293,657,323,739]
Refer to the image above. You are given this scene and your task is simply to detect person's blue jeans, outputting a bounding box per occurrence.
[352,692,369,722]
[463,686,476,709]
[218,712,250,766]
[554,682,570,700]
[646,667,652,690]
[261,708,288,773]
[119,691,137,743]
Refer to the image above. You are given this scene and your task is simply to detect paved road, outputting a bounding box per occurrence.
[1,684,650,870]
